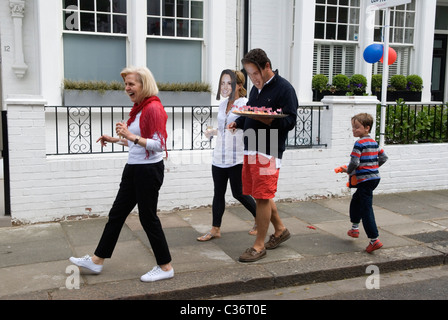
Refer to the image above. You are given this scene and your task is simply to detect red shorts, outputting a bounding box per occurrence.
[242,154,280,200]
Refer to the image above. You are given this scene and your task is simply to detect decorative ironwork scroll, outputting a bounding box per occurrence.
[46,105,327,156]
[192,106,213,150]
[67,107,91,154]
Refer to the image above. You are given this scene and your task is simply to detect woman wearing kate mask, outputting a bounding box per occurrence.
[69,66,174,283]
[197,69,257,242]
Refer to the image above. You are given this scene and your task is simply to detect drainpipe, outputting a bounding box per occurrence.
[243,0,249,57]
[242,0,250,90]
[1,111,11,216]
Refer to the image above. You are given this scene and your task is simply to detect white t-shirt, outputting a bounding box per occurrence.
[212,97,247,168]
[126,112,164,164]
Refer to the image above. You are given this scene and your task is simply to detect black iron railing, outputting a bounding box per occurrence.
[376,102,448,144]
[45,105,328,156]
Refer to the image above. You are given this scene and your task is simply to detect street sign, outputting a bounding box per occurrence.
[369,0,412,9]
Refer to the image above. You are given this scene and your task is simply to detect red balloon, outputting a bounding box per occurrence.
[380,48,397,65]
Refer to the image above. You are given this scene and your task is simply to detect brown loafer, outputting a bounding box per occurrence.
[265,228,291,250]
[238,247,266,263]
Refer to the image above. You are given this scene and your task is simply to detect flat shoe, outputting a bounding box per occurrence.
[238,247,266,263]
[141,266,174,282]
[69,255,103,274]
[197,232,221,242]
[265,228,291,250]
[347,229,360,238]
[366,239,383,253]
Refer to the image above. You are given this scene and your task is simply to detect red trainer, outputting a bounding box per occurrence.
[366,239,383,253]
[347,229,360,238]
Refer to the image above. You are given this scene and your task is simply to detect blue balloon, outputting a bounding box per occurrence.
[363,44,384,64]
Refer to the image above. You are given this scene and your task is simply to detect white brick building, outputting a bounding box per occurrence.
[0,0,447,223]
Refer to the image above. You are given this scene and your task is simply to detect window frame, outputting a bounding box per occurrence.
[62,0,128,37]
[372,0,416,77]
[146,0,204,40]
[373,0,416,45]
[372,45,414,78]
[314,0,361,42]
[313,0,361,81]
[313,41,357,82]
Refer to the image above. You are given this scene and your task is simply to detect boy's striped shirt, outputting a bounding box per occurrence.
[350,136,387,184]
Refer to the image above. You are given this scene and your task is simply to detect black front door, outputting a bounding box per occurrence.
[432,34,447,102]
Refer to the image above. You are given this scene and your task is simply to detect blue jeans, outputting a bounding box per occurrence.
[349,179,380,239]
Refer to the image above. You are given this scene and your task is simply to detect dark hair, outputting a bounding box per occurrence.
[216,69,237,100]
[241,48,272,72]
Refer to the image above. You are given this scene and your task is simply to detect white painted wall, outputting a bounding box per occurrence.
[291,0,317,103]
[414,0,437,102]
[0,0,41,100]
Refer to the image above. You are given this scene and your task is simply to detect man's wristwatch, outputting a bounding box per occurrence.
[134,136,141,144]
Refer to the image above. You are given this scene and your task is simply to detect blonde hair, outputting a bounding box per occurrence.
[120,66,159,97]
[234,70,247,98]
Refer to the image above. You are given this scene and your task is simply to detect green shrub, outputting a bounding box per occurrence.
[406,75,423,92]
[390,75,407,91]
[64,79,211,92]
[371,74,382,92]
[312,74,329,92]
[349,74,367,92]
[157,82,212,92]
[332,74,350,91]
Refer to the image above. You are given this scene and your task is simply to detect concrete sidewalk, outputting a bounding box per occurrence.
[1,190,447,300]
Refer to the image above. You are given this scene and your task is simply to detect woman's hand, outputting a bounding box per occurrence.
[115,122,137,145]
[116,122,130,139]
[96,135,118,147]
[227,122,238,133]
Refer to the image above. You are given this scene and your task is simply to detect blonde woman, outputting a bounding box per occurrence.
[70,67,173,282]
[197,70,257,242]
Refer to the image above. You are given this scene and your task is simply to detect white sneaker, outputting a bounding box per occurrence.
[140,266,174,282]
[69,255,103,274]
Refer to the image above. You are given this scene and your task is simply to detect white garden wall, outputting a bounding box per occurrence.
[6,96,447,225]
[378,143,448,194]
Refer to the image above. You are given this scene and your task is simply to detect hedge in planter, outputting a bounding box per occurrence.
[349,74,367,95]
[406,75,423,92]
[312,74,329,101]
[372,74,382,100]
[374,74,423,102]
[332,74,350,96]
[389,74,422,102]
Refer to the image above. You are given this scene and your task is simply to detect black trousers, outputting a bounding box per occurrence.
[212,164,256,227]
[95,161,172,266]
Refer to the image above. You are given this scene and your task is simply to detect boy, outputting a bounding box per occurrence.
[342,113,388,253]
